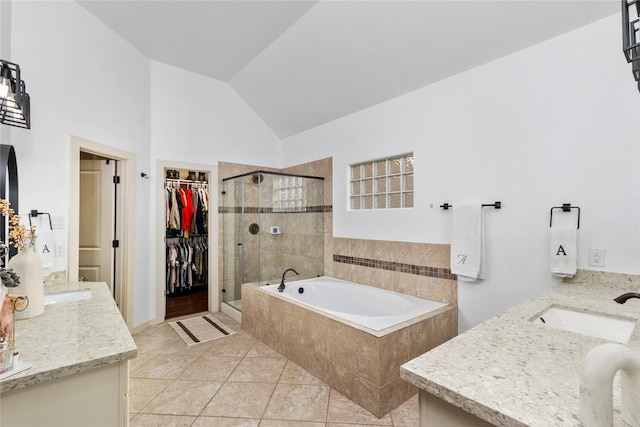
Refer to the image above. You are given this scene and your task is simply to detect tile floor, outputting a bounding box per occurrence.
[129,312,419,427]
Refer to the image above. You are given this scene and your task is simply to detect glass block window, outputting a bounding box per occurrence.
[273,175,307,212]
[350,153,413,209]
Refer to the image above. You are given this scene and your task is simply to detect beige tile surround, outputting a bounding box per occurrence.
[242,283,457,417]
[327,237,457,305]
[221,158,460,417]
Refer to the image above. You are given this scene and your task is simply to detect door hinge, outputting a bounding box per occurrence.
[112,239,120,248]
[113,176,120,184]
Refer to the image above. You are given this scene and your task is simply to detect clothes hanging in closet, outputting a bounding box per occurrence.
[165,236,208,294]
[165,181,208,238]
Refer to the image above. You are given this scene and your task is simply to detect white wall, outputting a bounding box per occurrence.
[282,15,640,331]
[7,1,152,326]
[5,3,639,332]
[150,61,281,165]
[4,2,282,329]
[149,61,281,321]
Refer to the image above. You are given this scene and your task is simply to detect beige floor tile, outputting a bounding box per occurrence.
[227,357,286,383]
[205,334,256,357]
[246,341,285,358]
[129,378,172,413]
[279,361,324,385]
[262,383,330,422]
[390,394,419,427]
[327,389,392,425]
[260,420,325,427]
[130,353,156,374]
[137,323,181,338]
[130,318,420,426]
[259,421,325,427]
[201,381,276,418]
[129,413,196,427]
[142,380,223,416]
[327,424,387,427]
[192,416,260,427]
[178,354,243,381]
[134,334,184,354]
[131,354,198,379]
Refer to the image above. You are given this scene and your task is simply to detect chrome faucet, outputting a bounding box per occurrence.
[278,268,299,292]
[613,292,640,304]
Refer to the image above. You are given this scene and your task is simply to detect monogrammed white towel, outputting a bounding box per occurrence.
[550,226,577,278]
[450,204,485,282]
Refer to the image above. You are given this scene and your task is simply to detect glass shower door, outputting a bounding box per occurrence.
[222,174,261,310]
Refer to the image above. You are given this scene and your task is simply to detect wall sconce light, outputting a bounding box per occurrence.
[623,0,640,91]
[0,60,30,129]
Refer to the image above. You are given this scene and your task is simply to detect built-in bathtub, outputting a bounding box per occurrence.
[242,276,457,417]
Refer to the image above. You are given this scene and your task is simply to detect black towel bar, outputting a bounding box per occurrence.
[28,210,53,230]
[440,201,501,210]
[550,203,580,229]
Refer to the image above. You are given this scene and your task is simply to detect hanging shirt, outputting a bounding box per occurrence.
[180,188,194,238]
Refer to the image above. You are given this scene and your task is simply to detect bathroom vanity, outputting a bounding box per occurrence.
[0,282,137,427]
[401,271,640,426]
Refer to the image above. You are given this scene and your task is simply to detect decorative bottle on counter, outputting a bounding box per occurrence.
[8,247,43,319]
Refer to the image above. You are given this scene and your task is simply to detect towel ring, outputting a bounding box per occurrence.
[550,203,580,229]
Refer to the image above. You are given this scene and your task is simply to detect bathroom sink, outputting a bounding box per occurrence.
[531,306,636,343]
[44,289,92,305]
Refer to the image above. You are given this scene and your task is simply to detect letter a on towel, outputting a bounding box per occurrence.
[550,226,577,278]
[450,204,485,282]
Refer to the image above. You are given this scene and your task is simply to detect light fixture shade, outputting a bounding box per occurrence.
[0,60,30,129]
[623,0,640,62]
[0,66,11,99]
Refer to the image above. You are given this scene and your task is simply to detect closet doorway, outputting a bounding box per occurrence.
[79,153,118,293]
[69,136,134,328]
[155,161,218,323]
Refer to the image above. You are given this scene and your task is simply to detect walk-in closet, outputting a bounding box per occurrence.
[164,169,209,319]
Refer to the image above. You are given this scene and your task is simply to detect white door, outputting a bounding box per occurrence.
[79,158,116,295]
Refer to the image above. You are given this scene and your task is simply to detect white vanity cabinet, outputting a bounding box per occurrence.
[0,282,136,427]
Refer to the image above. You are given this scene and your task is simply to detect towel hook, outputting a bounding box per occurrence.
[550,203,580,229]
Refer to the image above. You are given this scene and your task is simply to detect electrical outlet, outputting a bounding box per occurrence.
[589,248,605,267]
[51,215,64,229]
[54,243,64,257]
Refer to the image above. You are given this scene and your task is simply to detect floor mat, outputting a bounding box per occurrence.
[169,314,236,346]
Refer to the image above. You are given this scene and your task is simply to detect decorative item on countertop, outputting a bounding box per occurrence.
[0,293,28,374]
[0,199,42,319]
[0,259,28,375]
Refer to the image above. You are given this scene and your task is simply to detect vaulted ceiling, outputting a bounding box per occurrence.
[78,1,619,138]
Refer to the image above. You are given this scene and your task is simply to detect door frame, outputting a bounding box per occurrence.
[154,159,218,324]
[69,135,134,329]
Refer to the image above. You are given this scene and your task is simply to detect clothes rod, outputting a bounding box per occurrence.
[440,201,501,210]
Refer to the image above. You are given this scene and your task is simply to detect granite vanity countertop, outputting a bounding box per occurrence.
[400,271,640,427]
[0,281,137,393]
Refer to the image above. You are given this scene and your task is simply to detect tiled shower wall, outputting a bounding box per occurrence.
[218,158,457,309]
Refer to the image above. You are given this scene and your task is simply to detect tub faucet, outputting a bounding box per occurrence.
[614,292,640,304]
[278,268,299,292]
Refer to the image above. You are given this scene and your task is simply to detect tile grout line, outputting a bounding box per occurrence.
[193,321,252,421]
[255,345,289,422]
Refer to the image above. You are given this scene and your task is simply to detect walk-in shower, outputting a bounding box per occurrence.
[221,171,324,312]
